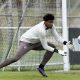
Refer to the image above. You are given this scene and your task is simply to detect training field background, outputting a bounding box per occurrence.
[0,71,80,80]
[0,0,80,80]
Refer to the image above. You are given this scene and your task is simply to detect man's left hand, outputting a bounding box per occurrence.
[66,41,74,50]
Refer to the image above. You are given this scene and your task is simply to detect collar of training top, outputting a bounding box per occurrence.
[45,27,52,30]
[43,21,52,30]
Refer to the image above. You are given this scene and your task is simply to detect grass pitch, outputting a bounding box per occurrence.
[0,70,80,80]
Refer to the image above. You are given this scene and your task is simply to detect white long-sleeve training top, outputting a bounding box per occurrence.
[20,21,64,52]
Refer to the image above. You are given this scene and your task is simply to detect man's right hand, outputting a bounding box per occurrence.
[54,49,66,56]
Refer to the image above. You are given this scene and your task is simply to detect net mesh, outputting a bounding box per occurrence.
[0,0,63,70]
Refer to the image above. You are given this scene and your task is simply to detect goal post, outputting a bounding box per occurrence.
[62,0,70,71]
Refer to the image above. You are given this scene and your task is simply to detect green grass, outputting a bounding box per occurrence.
[0,71,80,80]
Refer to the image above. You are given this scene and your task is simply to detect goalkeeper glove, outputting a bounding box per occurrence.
[63,41,74,50]
[53,48,66,56]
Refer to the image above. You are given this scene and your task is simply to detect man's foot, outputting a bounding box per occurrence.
[37,67,48,77]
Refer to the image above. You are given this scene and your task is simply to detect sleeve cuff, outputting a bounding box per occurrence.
[53,48,58,53]
[63,41,67,45]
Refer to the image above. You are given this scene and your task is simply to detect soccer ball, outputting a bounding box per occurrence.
[78,35,80,44]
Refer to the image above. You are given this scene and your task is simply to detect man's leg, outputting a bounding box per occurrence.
[37,50,54,77]
[33,42,56,77]
[0,42,32,69]
[40,43,56,67]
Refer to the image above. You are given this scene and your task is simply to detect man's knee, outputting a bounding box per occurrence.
[45,43,56,54]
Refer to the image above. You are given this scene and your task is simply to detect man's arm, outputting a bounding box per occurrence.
[52,25,73,49]
[52,25,64,44]
[38,31,55,52]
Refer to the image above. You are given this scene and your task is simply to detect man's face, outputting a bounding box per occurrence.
[44,20,54,29]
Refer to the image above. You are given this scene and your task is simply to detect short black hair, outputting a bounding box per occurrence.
[43,13,55,21]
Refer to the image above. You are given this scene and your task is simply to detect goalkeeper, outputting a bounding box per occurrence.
[0,13,72,77]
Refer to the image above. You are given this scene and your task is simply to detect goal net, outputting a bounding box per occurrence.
[0,0,65,71]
